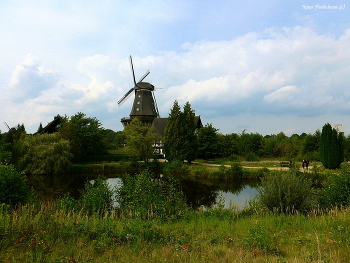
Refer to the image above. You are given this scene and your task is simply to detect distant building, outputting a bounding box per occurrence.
[35,115,62,134]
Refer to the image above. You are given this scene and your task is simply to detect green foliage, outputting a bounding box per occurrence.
[13,133,73,174]
[57,177,114,215]
[245,152,259,162]
[197,123,219,160]
[63,112,107,158]
[80,178,115,215]
[239,132,263,157]
[163,100,198,163]
[115,170,189,220]
[320,123,344,169]
[0,165,32,207]
[58,121,81,161]
[123,118,160,162]
[227,162,245,178]
[318,165,350,209]
[102,129,123,149]
[228,153,239,161]
[163,160,190,177]
[245,224,272,252]
[217,133,240,157]
[302,130,320,156]
[258,171,316,214]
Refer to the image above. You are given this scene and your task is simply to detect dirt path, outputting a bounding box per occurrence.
[192,161,315,171]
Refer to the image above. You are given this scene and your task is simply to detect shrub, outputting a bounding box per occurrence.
[80,177,115,215]
[318,165,350,209]
[245,152,259,162]
[227,162,245,178]
[228,153,238,162]
[258,171,316,214]
[115,170,189,220]
[163,160,190,177]
[0,165,32,207]
[191,165,210,178]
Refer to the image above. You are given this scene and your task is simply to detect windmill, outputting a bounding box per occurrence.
[118,56,160,126]
[4,122,16,134]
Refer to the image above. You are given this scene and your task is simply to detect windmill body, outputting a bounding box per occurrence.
[119,56,160,126]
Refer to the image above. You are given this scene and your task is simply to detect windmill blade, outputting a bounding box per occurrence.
[118,87,134,105]
[129,55,137,86]
[4,122,10,131]
[138,70,150,83]
[151,91,160,118]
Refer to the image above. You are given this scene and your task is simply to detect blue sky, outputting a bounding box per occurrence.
[1,0,350,135]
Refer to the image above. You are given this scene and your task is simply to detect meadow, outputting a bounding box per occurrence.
[1,201,350,262]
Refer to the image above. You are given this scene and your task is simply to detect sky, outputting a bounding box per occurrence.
[1,0,350,136]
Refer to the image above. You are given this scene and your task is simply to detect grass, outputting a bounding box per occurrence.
[1,202,350,262]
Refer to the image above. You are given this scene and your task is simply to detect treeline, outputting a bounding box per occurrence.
[197,124,350,162]
[0,113,124,174]
[1,109,350,173]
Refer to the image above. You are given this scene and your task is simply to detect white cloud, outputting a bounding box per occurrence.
[7,54,58,102]
[1,0,350,136]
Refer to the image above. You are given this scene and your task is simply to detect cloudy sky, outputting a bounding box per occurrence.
[1,0,350,136]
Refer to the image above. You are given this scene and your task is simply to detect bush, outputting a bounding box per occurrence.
[163,160,190,177]
[245,152,259,162]
[0,165,32,207]
[191,165,210,178]
[115,170,189,220]
[258,171,316,214]
[318,165,350,209]
[227,162,245,178]
[80,177,115,215]
[228,154,239,162]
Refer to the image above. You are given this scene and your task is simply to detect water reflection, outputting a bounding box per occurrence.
[27,173,260,209]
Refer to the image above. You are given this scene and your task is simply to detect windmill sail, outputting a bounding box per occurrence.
[118,56,160,126]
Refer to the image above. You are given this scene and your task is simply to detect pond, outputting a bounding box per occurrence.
[27,173,260,210]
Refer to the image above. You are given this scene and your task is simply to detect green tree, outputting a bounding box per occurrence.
[13,133,73,174]
[197,123,219,160]
[63,112,107,158]
[123,118,160,162]
[239,132,264,157]
[301,130,320,161]
[163,100,198,163]
[58,121,81,161]
[217,133,240,157]
[182,102,198,163]
[320,123,344,169]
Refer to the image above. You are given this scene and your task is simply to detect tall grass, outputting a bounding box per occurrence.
[1,201,350,262]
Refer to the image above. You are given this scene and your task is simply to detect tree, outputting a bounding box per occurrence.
[13,133,73,174]
[217,133,240,157]
[182,102,198,162]
[197,123,219,160]
[301,130,321,160]
[58,122,81,161]
[62,112,107,158]
[163,101,198,163]
[239,132,264,157]
[320,123,344,169]
[123,118,160,162]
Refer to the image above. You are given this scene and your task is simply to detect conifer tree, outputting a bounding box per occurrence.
[320,123,344,169]
[164,100,198,163]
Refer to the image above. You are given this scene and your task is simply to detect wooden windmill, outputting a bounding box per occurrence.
[118,56,160,126]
